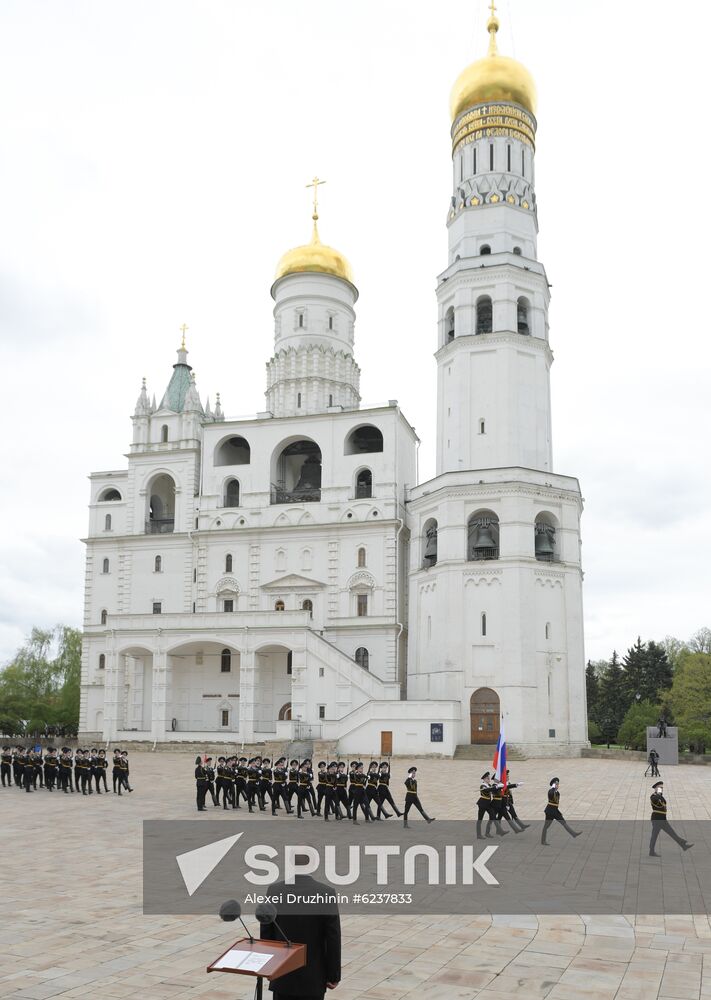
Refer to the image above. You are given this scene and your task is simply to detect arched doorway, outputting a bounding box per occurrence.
[470,687,500,744]
[279,702,292,721]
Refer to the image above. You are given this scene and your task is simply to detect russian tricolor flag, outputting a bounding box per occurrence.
[492,720,507,789]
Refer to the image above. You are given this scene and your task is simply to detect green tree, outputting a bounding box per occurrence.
[617,699,660,750]
[659,635,688,671]
[689,627,711,655]
[586,660,601,724]
[667,652,711,753]
[597,651,628,744]
[588,719,603,744]
[0,626,81,737]
[622,637,673,704]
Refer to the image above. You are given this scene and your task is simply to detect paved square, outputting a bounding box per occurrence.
[2,753,711,999]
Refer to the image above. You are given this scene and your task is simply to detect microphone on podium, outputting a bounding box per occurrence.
[218,899,254,944]
[255,901,292,948]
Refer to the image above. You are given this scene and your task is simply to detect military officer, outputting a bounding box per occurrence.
[541,778,582,845]
[649,780,693,857]
[402,766,435,827]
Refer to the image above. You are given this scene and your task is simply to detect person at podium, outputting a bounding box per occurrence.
[260,853,341,999]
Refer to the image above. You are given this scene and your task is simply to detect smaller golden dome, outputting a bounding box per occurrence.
[275,219,353,285]
[450,6,536,121]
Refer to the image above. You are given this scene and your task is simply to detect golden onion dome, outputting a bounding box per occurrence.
[275,218,353,285]
[450,4,536,121]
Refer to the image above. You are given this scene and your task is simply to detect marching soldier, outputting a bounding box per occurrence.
[366,762,389,819]
[12,746,24,788]
[491,777,521,834]
[259,758,274,810]
[215,756,227,808]
[287,758,299,808]
[74,748,84,795]
[504,770,528,831]
[315,761,329,815]
[58,747,73,793]
[323,762,343,821]
[271,758,293,815]
[403,766,435,827]
[195,756,208,811]
[204,757,218,806]
[96,749,109,792]
[296,761,316,818]
[377,762,403,818]
[541,778,581,845]
[22,748,35,793]
[336,762,351,818]
[32,746,44,789]
[649,780,693,857]
[44,748,58,791]
[112,749,122,793]
[350,762,374,824]
[0,746,12,787]
[235,756,248,808]
[476,772,496,840]
[119,750,133,792]
[246,758,260,812]
[347,760,358,813]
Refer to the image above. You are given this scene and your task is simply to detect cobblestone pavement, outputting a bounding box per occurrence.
[2,753,711,999]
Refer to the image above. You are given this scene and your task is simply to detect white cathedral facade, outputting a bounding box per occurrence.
[80,9,588,757]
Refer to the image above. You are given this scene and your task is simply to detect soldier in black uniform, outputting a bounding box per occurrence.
[203,757,218,806]
[96,749,109,792]
[350,762,374,824]
[504,770,528,830]
[541,778,581,844]
[12,746,24,788]
[296,761,316,818]
[112,749,122,793]
[287,758,299,808]
[245,758,259,812]
[347,761,358,813]
[74,748,84,795]
[304,758,318,813]
[0,746,12,787]
[336,761,351,818]
[87,748,99,794]
[476,772,496,839]
[215,756,226,805]
[323,762,343,821]
[271,758,293,815]
[365,762,389,819]
[32,747,44,788]
[58,748,72,792]
[490,777,520,833]
[22,749,35,793]
[376,762,403,818]
[649,780,693,856]
[259,758,274,810]
[403,766,435,827]
[235,756,248,808]
[120,750,133,792]
[315,761,329,815]
[44,748,58,791]
[195,758,208,811]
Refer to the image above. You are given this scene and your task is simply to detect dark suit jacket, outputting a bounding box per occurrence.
[260,875,341,996]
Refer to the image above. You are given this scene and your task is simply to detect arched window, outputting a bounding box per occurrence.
[445,306,455,343]
[422,518,438,568]
[476,296,493,335]
[355,647,370,670]
[513,246,522,256]
[100,609,107,625]
[102,558,110,574]
[104,514,112,531]
[480,244,491,255]
[356,468,372,499]
[302,599,313,617]
[479,419,486,435]
[345,425,384,455]
[545,622,551,640]
[220,648,231,673]
[481,612,487,636]
[147,474,176,534]
[215,436,251,467]
[99,653,106,670]
[297,311,304,328]
[517,296,530,335]
[225,554,233,573]
[154,555,162,573]
[275,600,285,611]
[98,488,121,502]
[467,510,500,561]
[535,514,558,562]
[224,479,240,507]
[357,547,366,568]
[161,425,169,443]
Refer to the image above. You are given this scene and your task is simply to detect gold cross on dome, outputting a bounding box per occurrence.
[179,323,188,350]
[489,0,496,15]
[306,176,326,219]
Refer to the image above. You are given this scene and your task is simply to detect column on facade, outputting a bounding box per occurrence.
[150,649,170,741]
[103,651,121,742]
[289,644,308,732]
[239,649,256,743]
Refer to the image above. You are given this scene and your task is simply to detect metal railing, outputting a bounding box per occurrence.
[470,548,499,561]
[145,518,175,534]
[355,483,373,499]
[535,552,560,563]
[270,484,321,505]
[293,721,322,740]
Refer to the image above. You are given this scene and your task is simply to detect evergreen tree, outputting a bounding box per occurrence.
[622,637,673,704]
[586,660,601,724]
[597,651,628,744]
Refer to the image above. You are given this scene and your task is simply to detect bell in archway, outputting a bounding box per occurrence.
[474,524,496,550]
[535,526,555,555]
[423,526,438,563]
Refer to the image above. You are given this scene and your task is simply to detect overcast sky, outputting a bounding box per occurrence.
[1,0,709,665]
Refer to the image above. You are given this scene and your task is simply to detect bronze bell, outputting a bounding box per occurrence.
[474,525,496,550]
[535,527,555,554]
[424,526,438,559]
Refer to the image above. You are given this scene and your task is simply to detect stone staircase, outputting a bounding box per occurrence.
[453,744,527,761]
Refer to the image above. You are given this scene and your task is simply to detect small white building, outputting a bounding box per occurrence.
[80,9,588,756]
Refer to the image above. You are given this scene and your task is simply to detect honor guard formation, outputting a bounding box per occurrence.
[194,755,436,826]
[1,746,133,795]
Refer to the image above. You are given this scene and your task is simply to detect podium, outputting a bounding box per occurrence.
[208,937,306,999]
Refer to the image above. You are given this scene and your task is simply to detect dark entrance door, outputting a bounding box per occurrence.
[470,688,500,744]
